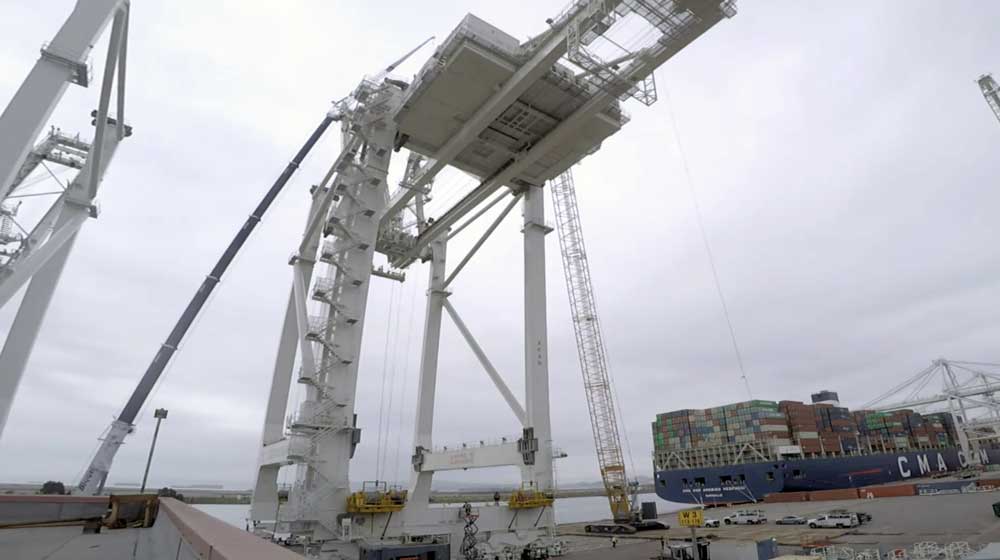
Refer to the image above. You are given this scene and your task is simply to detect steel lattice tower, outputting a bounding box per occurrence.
[550,169,632,521]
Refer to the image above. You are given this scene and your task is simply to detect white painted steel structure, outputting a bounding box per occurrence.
[249,1,735,558]
[867,359,1000,465]
[0,0,130,439]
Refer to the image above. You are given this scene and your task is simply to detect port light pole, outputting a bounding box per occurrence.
[140,408,168,494]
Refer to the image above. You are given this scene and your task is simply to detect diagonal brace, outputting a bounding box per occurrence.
[442,191,522,290]
[443,299,525,424]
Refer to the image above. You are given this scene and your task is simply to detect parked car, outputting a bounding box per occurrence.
[775,515,806,525]
[807,513,859,529]
[703,518,720,528]
[723,510,768,525]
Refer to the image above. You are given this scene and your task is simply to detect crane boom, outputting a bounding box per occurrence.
[550,169,633,522]
[978,73,1000,125]
[75,111,335,494]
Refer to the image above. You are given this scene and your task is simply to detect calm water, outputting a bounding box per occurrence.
[195,493,686,528]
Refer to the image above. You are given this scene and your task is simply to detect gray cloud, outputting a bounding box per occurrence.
[1,0,999,492]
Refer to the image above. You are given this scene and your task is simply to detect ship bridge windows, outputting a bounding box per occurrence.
[719,475,733,485]
[738,474,746,483]
[694,477,706,486]
[792,469,804,479]
[765,471,775,481]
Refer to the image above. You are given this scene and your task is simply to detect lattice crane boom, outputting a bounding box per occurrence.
[979,73,1000,125]
[550,169,633,522]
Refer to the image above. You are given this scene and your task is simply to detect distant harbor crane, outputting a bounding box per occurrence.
[0,0,130,440]
[978,73,1000,125]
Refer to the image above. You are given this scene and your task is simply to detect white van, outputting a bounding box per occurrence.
[807,513,858,529]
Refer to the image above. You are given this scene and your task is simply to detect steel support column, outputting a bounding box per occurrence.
[0,210,80,436]
[944,361,979,463]
[406,238,447,517]
[0,122,122,442]
[251,183,327,520]
[522,185,553,494]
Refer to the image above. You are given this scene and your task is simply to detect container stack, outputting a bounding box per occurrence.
[922,412,958,447]
[853,411,893,450]
[814,404,859,453]
[652,410,692,454]
[652,400,792,454]
[851,410,928,450]
[719,400,791,447]
[900,411,930,448]
[779,401,821,454]
[690,408,729,448]
[654,395,961,469]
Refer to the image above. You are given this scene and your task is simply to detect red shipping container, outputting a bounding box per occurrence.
[763,491,810,503]
[808,488,860,501]
[859,484,915,498]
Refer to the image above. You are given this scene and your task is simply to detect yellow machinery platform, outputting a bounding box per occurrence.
[346,481,407,514]
[508,486,555,509]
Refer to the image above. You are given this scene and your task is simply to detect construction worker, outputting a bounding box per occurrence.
[611,536,618,548]
[494,491,501,505]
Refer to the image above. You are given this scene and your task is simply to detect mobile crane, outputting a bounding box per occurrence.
[551,169,667,534]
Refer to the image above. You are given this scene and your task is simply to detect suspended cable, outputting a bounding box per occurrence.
[374,281,399,482]
[663,87,752,399]
[393,278,420,484]
[379,275,408,480]
[606,356,637,482]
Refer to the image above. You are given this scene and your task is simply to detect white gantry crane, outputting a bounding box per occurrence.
[246,1,735,558]
[0,0,130,439]
[865,358,1000,466]
[978,73,1000,125]
[550,169,640,532]
[0,0,733,557]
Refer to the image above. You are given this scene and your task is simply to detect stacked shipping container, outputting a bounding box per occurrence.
[779,400,821,454]
[922,412,959,447]
[654,396,960,460]
[652,400,792,455]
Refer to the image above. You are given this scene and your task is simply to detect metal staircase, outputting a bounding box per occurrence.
[270,78,404,538]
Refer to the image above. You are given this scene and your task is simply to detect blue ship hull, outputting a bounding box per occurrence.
[655,447,1000,504]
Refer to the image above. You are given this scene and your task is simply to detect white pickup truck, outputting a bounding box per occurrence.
[807,513,859,529]
[722,510,768,525]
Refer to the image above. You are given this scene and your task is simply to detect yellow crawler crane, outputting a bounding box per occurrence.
[551,170,667,534]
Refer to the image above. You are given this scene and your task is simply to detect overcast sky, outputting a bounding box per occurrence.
[1,1,999,493]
